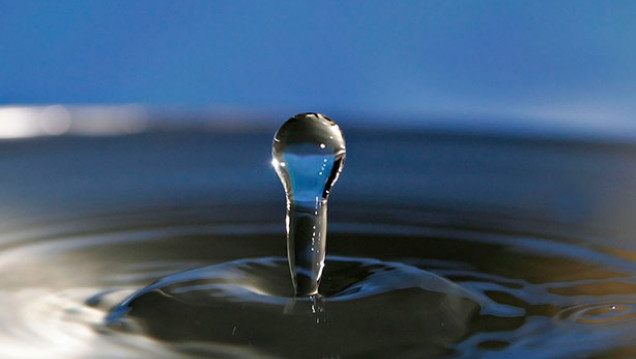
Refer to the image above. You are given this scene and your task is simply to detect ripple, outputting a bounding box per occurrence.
[0,288,184,359]
[0,204,633,358]
[107,257,485,358]
[558,303,636,324]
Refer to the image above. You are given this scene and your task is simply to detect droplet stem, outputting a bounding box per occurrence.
[272,113,345,297]
[286,200,327,296]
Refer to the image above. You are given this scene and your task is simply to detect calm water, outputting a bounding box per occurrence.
[0,129,634,358]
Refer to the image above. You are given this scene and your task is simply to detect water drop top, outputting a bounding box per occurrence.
[272,113,346,208]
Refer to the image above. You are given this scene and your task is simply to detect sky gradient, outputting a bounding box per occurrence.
[1,1,634,134]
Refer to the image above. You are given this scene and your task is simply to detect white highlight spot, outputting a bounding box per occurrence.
[39,105,72,135]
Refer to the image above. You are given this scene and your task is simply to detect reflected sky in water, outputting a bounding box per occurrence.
[0,1,635,134]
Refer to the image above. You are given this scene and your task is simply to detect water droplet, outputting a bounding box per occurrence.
[272,113,346,296]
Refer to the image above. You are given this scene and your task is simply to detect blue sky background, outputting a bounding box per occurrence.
[0,1,634,134]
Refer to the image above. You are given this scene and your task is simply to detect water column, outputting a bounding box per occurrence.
[272,113,346,296]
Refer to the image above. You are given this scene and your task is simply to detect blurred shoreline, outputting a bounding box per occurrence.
[0,104,634,145]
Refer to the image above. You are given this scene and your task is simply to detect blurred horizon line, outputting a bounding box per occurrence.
[0,103,635,144]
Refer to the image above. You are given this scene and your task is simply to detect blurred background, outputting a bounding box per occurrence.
[1,4,636,359]
[0,0,635,139]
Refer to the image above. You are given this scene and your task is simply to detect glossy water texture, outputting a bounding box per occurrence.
[0,131,635,358]
[272,113,346,296]
[106,255,485,358]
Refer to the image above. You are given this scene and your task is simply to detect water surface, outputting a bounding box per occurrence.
[0,129,634,358]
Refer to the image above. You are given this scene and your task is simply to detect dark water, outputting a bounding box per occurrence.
[0,129,634,358]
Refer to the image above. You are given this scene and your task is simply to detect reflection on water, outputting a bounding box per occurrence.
[0,130,634,358]
[0,204,634,358]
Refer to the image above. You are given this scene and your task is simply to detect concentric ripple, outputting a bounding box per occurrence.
[0,204,634,359]
[558,303,636,324]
